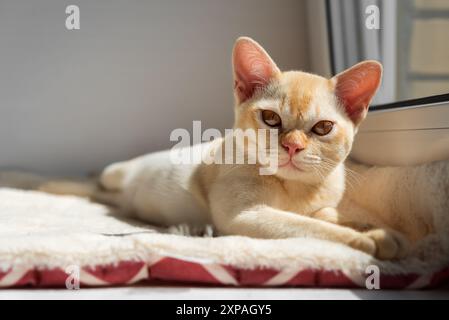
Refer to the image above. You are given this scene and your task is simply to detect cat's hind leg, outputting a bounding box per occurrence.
[99,161,130,191]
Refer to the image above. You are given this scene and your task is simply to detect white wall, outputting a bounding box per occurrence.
[0,0,310,175]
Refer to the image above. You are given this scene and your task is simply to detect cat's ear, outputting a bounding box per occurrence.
[332,60,382,126]
[233,37,280,104]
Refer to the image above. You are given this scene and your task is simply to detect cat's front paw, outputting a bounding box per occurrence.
[365,229,410,260]
[347,234,377,256]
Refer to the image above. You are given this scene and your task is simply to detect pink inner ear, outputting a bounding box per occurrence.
[233,38,279,103]
[335,61,382,124]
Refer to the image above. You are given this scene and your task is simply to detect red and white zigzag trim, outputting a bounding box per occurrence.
[1,255,447,289]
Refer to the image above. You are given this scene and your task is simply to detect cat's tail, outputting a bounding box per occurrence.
[39,178,126,208]
[0,171,48,190]
[0,169,126,208]
[38,179,98,198]
[37,161,128,197]
[0,170,98,198]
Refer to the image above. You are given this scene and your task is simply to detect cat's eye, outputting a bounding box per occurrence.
[311,120,334,136]
[261,110,282,128]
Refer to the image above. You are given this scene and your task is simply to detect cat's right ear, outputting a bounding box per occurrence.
[332,60,382,126]
[232,37,280,104]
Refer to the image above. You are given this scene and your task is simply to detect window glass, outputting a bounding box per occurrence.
[328,0,449,105]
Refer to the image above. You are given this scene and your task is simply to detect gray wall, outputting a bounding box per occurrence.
[0,0,310,175]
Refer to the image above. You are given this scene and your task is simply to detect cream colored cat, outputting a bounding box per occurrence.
[42,37,411,260]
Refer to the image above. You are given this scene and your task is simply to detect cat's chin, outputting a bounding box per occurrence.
[274,166,313,182]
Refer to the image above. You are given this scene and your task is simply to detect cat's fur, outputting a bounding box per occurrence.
[340,159,449,249]
[41,37,411,260]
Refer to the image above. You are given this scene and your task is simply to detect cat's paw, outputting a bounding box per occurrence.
[365,229,410,260]
[347,234,377,256]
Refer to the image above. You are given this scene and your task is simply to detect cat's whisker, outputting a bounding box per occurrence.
[312,166,326,182]
[300,154,322,166]
[320,158,364,190]
[304,154,321,160]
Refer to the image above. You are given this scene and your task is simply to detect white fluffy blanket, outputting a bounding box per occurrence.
[0,169,448,288]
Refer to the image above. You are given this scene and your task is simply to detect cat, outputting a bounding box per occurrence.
[339,159,449,252]
[41,37,410,260]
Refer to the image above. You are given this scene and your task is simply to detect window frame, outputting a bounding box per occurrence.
[324,0,449,111]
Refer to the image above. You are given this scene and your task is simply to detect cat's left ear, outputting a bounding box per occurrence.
[233,37,280,104]
[332,60,382,126]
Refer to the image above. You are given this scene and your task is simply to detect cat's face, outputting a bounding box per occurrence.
[232,37,382,182]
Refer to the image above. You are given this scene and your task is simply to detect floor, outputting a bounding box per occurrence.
[1,285,449,300]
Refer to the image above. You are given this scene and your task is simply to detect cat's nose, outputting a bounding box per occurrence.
[281,141,304,156]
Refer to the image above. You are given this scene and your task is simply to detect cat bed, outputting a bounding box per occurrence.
[1,187,449,289]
